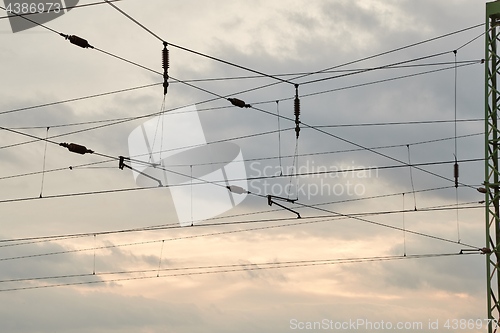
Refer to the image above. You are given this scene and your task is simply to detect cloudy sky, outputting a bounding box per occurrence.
[0,0,492,332]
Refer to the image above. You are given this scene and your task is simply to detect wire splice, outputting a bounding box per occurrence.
[60,34,94,49]
[59,142,94,155]
[228,98,251,108]
[294,84,300,139]
[162,42,169,95]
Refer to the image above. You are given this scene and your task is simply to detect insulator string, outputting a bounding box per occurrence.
[162,42,169,95]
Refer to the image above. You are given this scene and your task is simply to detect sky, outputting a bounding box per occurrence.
[0,0,492,332]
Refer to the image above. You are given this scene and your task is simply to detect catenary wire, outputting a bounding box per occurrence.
[0,60,481,152]
[1,5,480,148]
[0,252,480,292]
[0,128,482,184]
[0,6,483,121]
[0,156,483,206]
[0,184,461,245]
[102,0,294,86]
[249,103,479,190]
[0,0,123,20]
[0,200,482,257]
[0,200,482,262]
[0,14,484,231]
[0,82,161,117]
[0,5,484,296]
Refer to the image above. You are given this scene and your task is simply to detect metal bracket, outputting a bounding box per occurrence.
[267,195,301,218]
[119,156,163,187]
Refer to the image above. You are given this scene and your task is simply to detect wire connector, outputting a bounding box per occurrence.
[59,142,94,155]
[60,34,94,49]
[228,98,251,108]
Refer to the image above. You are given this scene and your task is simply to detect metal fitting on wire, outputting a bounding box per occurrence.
[59,142,94,155]
[60,33,94,49]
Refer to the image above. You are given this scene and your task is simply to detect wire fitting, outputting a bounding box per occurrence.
[226,185,248,194]
[267,194,300,218]
[118,156,162,186]
[59,142,94,155]
[60,34,94,49]
[228,98,251,108]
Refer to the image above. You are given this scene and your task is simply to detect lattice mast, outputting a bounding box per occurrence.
[485,2,500,332]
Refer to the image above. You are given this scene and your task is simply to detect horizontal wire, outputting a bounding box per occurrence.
[0,204,482,262]
[0,158,115,181]
[175,60,481,83]
[0,6,486,294]
[288,23,483,83]
[0,184,460,245]
[0,252,478,285]
[0,157,483,206]
[0,4,60,34]
[0,82,161,117]
[0,252,479,292]
[250,103,479,190]
[294,201,479,249]
[143,158,484,185]
[0,60,480,128]
[128,130,481,168]
[0,0,122,20]
[253,60,481,106]
[0,60,481,152]
[302,62,481,100]
[299,50,452,85]
[0,104,232,150]
[102,0,294,85]
[0,14,479,152]
[0,12,485,247]
[4,116,483,131]
[0,127,481,184]
[313,118,483,128]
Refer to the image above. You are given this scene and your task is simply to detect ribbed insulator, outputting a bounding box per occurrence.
[294,97,300,119]
[162,48,169,69]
